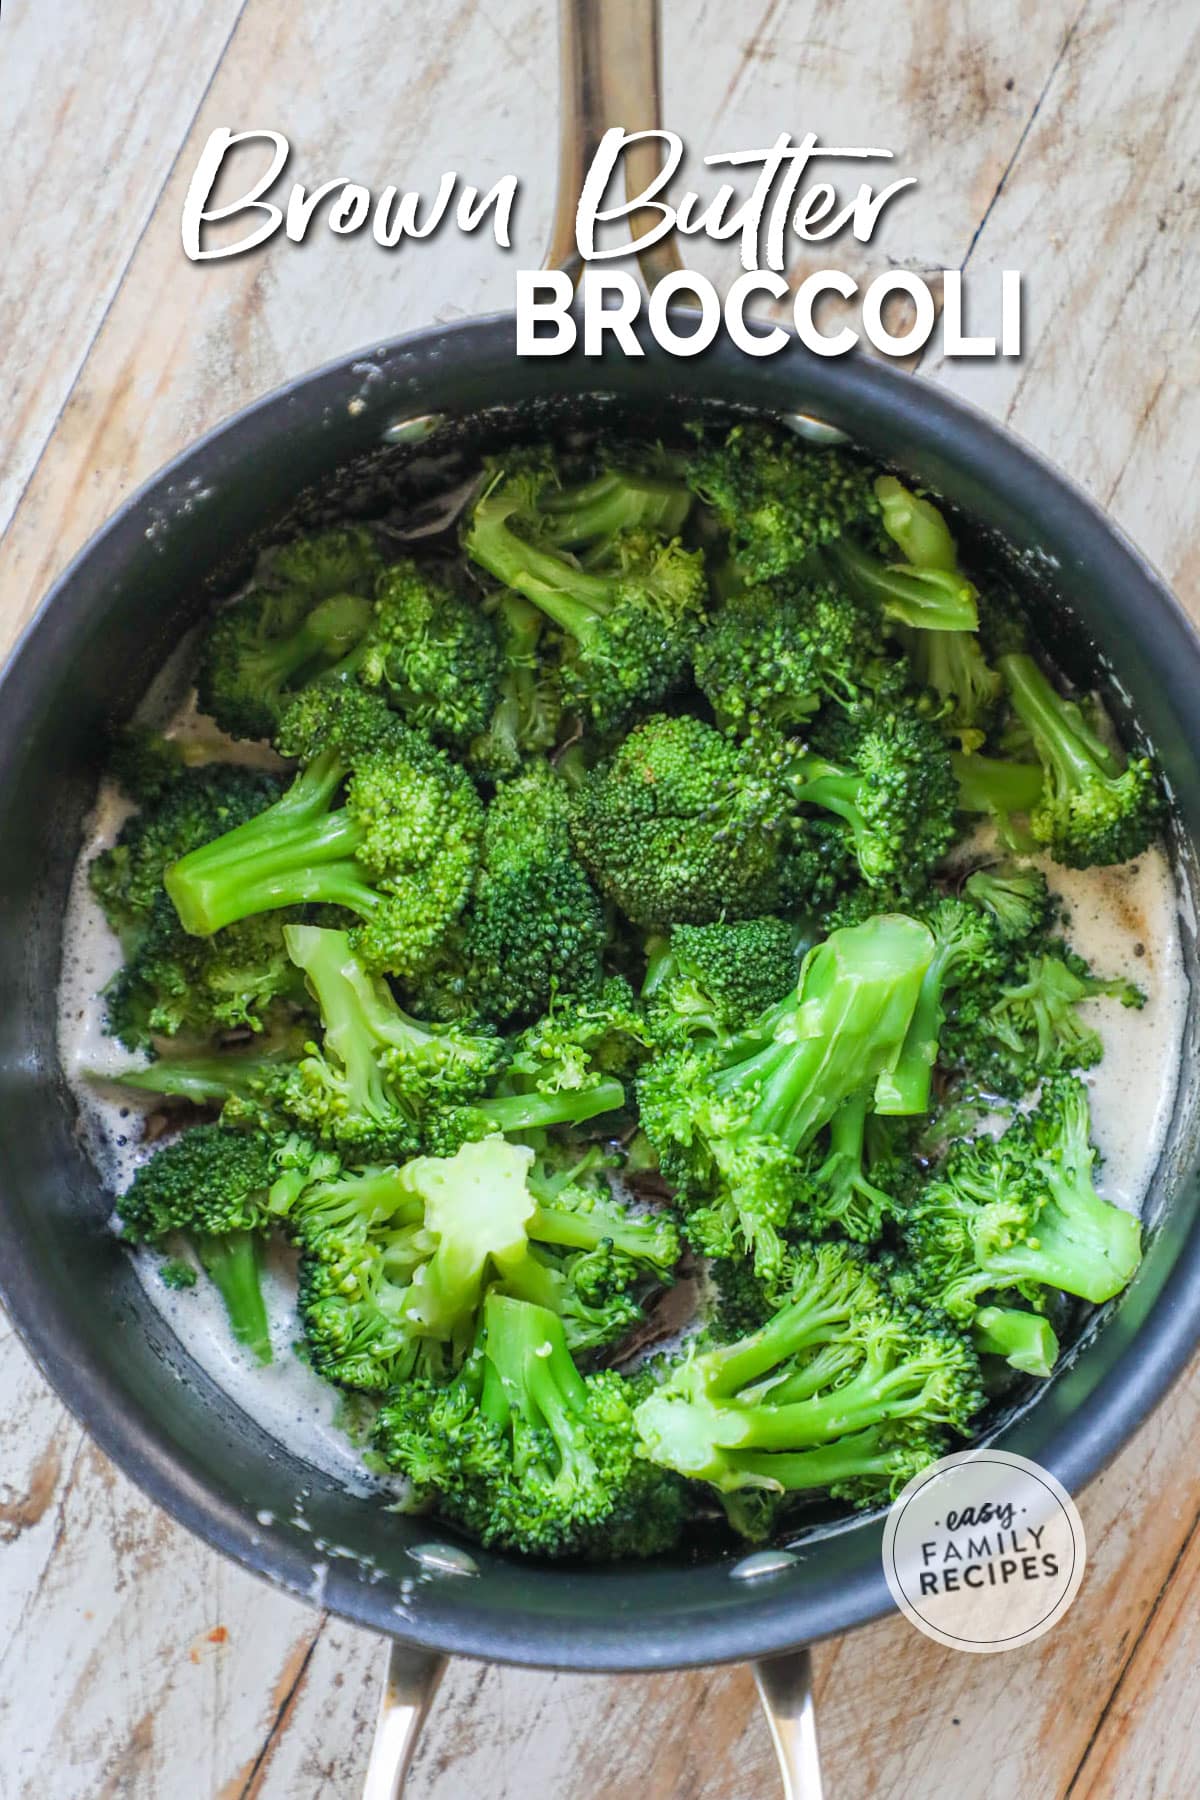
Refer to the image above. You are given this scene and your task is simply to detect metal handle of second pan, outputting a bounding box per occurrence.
[358,3,824,1796]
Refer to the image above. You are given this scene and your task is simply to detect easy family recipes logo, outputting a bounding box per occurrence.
[180,126,1021,363]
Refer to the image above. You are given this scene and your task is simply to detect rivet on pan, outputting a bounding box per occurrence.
[780,412,851,447]
[729,1548,800,1581]
[407,1541,479,1578]
[382,412,447,447]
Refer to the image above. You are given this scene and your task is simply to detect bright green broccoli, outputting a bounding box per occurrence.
[963,863,1051,943]
[164,686,483,978]
[569,713,848,927]
[642,917,804,1048]
[793,1096,922,1242]
[352,556,500,748]
[998,653,1162,867]
[972,1304,1060,1379]
[374,1292,689,1557]
[117,1126,277,1363]
[466,593,563,781]
[409,760,606,1025]
[634,1241,982,1525]
[197,526,383,739]
[637,915,934,1274]
[903,1075,1142,1315]
[873,897,1006,1115]
[463,458,707,729]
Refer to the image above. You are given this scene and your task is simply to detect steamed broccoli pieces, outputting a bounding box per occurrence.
[410,760,606,1026]
[374,1292,688,1558]
[466,593,562,781]
[902,1075,1142,1315]
[105,904,306,1050]
[118,1126,276,1363]
[693,574,897,736]
[999,653,1162,867]
[165,686,482,978]
[277,1137,680,1389]
[463,452,707,730]
[643,917,803,1048]
[634,1241,982,1527]
[687,425,880,584]
[199,527,383,739]
[354,557,500,748]
[638,915,934,1275]
[569,713,845,927]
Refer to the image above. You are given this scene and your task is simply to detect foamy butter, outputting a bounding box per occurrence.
[1034,845,1187,1210]
[55,666,1190,1477]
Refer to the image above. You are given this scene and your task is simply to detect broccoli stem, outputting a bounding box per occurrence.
[475,1077,627,1134]
[994,1165,1141,1304]
[244,594,373,692]
[827,538,979,632]
[195,1230,272,1364]
[466,503,614,640]
[875,477,959,572]
[951,751,1044,815]
[973,1305,1058,1378]
[999,653,1122,785]
[725,1425,918,1493]
[113,1055,273,1106]
[540,472,690,545]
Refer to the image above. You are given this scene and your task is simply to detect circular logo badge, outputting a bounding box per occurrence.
[882,1449,1086,1653]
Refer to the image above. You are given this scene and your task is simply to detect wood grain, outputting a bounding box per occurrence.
[1,0,1198,1795]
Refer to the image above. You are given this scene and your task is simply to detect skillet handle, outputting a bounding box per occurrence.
[361,1640,447,1800]
[545,0,683,288]
[754,1649,825,1800]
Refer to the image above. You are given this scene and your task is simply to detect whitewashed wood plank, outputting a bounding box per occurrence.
[0,0,248,537]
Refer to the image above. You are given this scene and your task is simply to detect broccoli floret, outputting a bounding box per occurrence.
[464,459,707,730]
[687,424,880,584]
[694,574,901,736]
[874,897,1007,1115]
[197,526,383,739]
[534,457,693,545]
[374,1293,688,1558]
[642,917,803,1048]
[466,593,563,781]
[353,557,500,748]
[570,713,847,927]
[638,915,935,1274]
[784,704,959,895]
[104,900,309,1051]
[999,653,1162,867]
[793,1095,922,1242]
[106,726,191,806]
[903,1076,1142,1314]
[410,761,606,1025]
[278,924,506,1159]
[634,1241,982,1526]
[117,1126,276,1363]
[164,686,483,978]
[963,863,1051,944]
[91,765,286,950]
[943,943,1143,1098]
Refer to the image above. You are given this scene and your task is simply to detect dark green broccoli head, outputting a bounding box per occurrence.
[643,916,803,1047]
[694,574,904,736]
[569,713,807,926]
[688,425,879,584]
[91,765,286,949]
[356,557,500,747]
[118,1125,276,1242]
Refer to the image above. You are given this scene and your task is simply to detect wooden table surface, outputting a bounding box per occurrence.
[3,2,1199,1795]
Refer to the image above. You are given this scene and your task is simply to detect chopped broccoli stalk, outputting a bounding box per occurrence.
[195,1231,273,1364]
[973,1305,1059,1378]
[875,476,960,571]
[998,652,1162,867]
[634,1242,982,1521]
[638,915,934,1273]
[537,466,692,544]
[951,750,1045,817]
[827,537,979,633]
[875,898,1004,1115]
[164,686,482,978]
